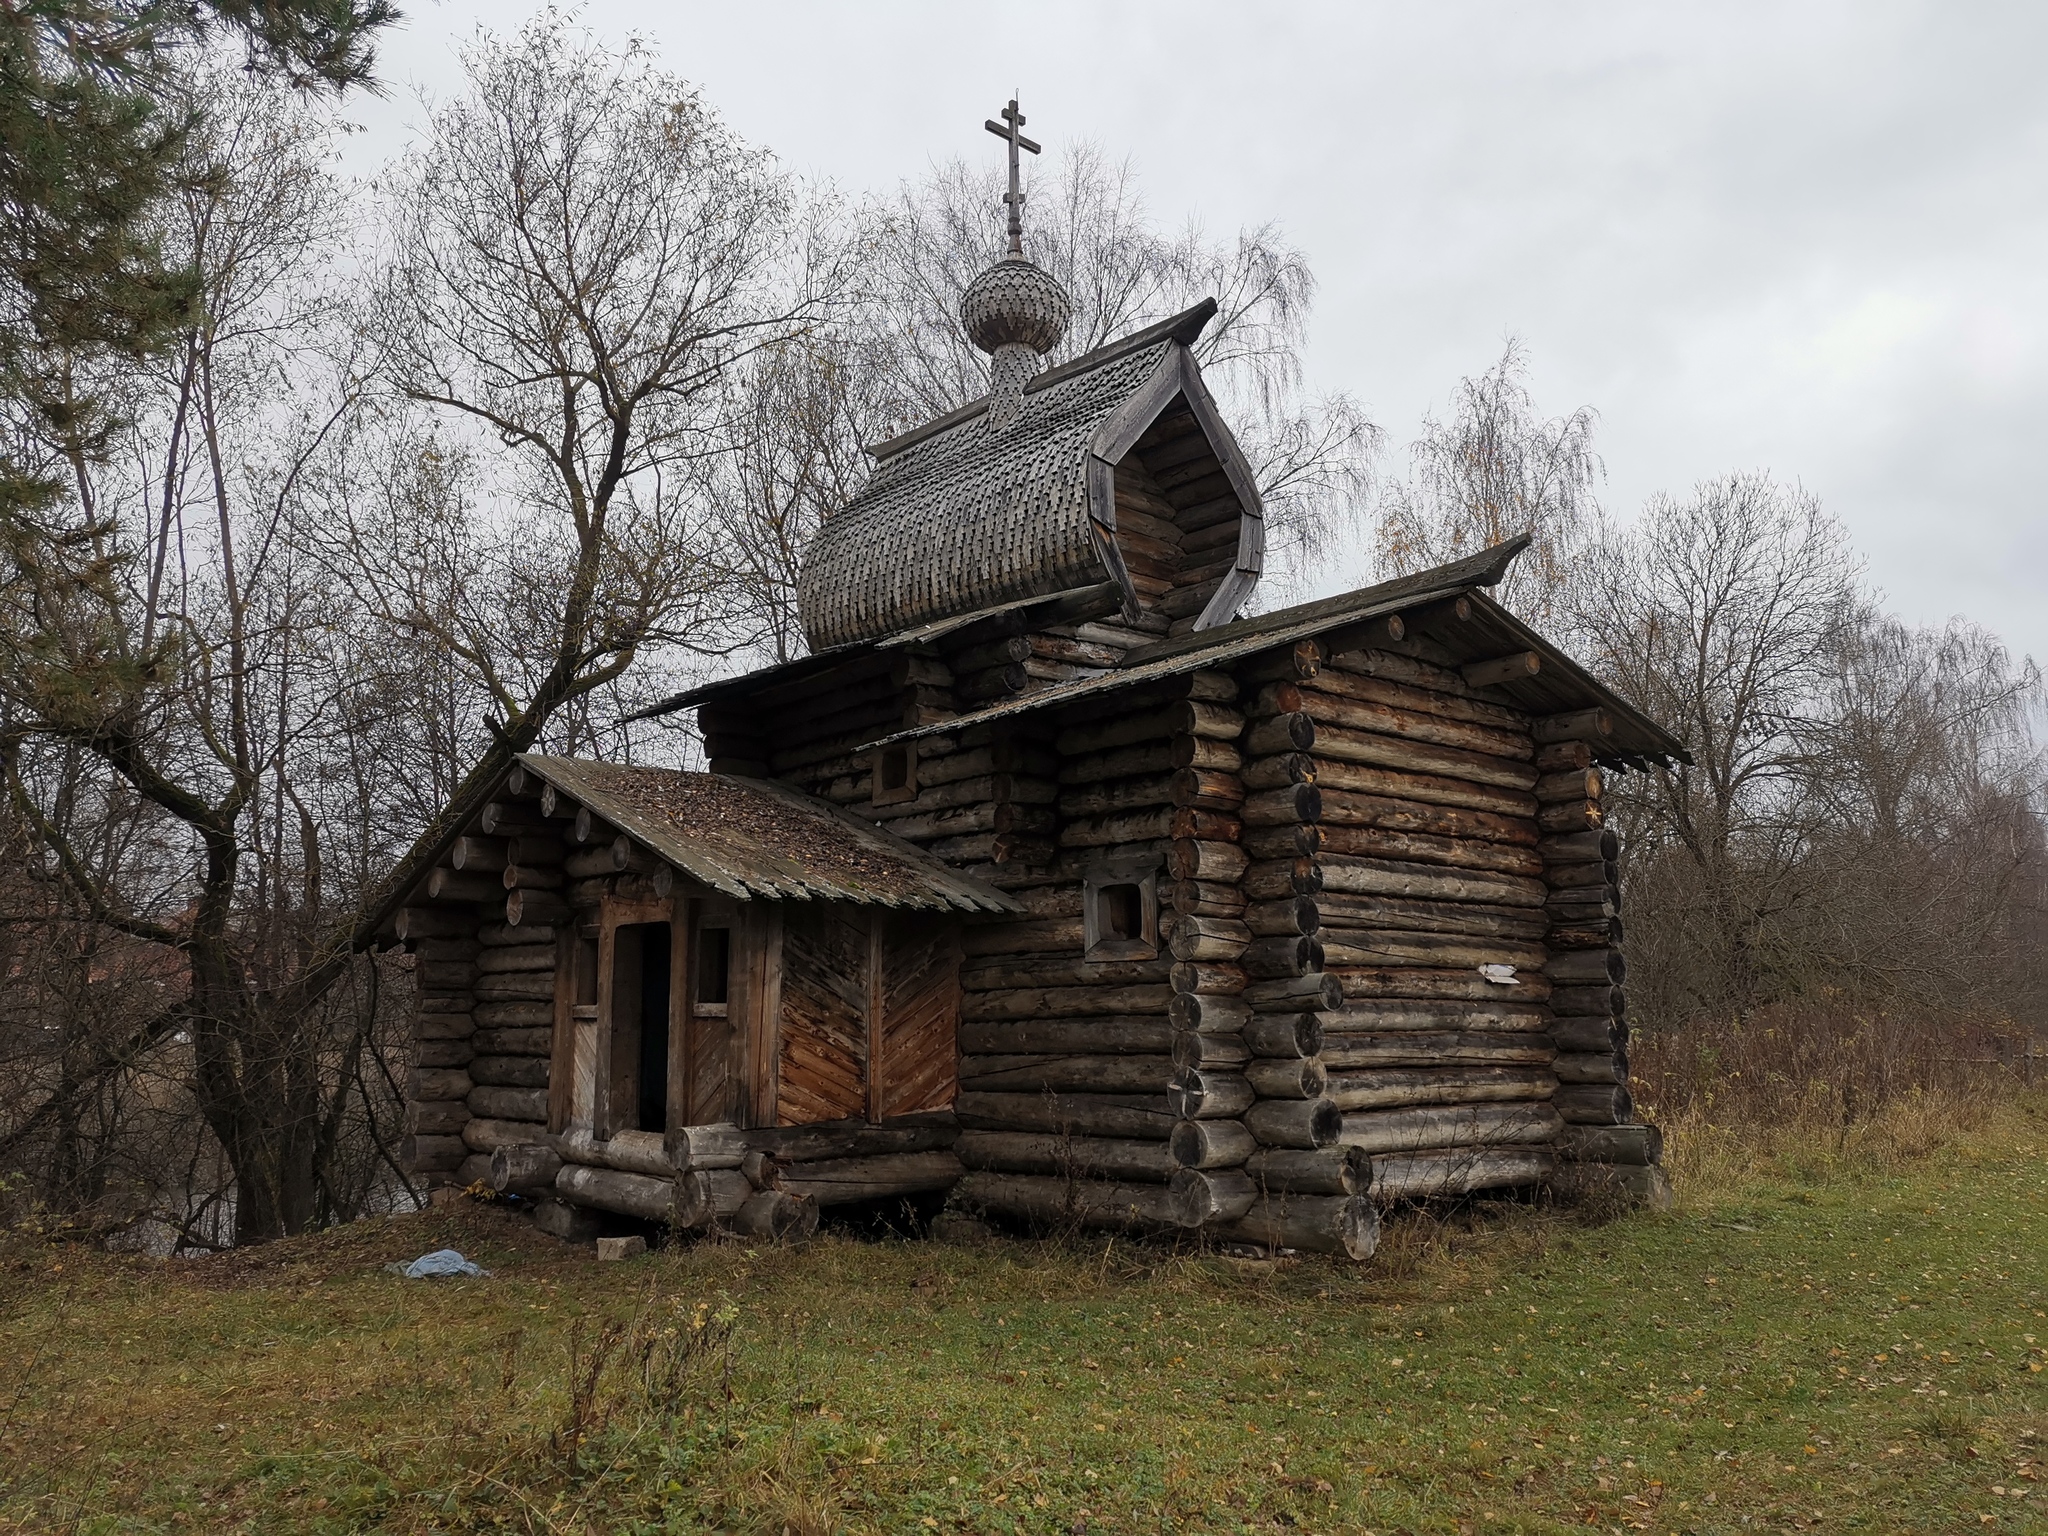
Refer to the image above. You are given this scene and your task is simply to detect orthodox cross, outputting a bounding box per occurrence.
[984,97,1041,257]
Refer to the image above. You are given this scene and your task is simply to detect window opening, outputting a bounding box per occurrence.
[608,920,672,1135]
[1098,882,1144,942]
[871,744,917,806]
[696,925,731,1014]
[1083,860,1160,961]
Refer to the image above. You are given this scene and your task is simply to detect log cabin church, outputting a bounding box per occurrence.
[390,102,1685,1258]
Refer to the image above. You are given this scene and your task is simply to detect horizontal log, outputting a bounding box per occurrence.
[1261,681,1532,761]
[1172,1030,1250,1069]
[1317,787,1536,850]
[1338,1101,1563,1154]
[956,1131,1180,1182]
[473,1026,554,1056]
[1242,935,1323,978]
[1168,1118,1258,1170]
[394,906,478,940]
[1169,1168,1257,1226]
[490,1143,563,1197]
[461,1116,542,1154]
[1059,741,1178,785]
[1169,961,1246,996]
[1312,892,1547,941]
[1546,949,1625,985]
[1328,967,1551,1004]
[739,1114,954,1163]
[1170,878,1247,917]
[1241,972,1345,1011]
[1168,914,1253,962]
[1555,1122,1662,1165]
[1168,1068,1256,1119]
[1239,823,1321,860]
[1168,839,1247,883]
[407,1099,471,1135]
[1243,857,1322,899]
[954,1171,1181,1232]
[409,1067,472,1102]
[474,1000,552,1028]
[1533,709,1614,746]
[1058,773,1176,819]
[1549,983,1623,1017]
[1242,783,1322,826]
[1167,993,1251,1033]
[557,1125,671,1176]
[963,956,1169,991]
[1244,1096,1342,1148]
[1535,767,1602,803]
[1371,1145,1554,1200]
[1319,854,1547,908]
[775,1150,964,1207]
[475,943,556,974]
[675,1168,754,1227]
[1461,651,1541,688]
[1555,1050,1627,1085]
[1171,767,1247,811]
[1320,931,1548,972]
[1323,1065,1558,1112]
[415,960,476,991]
[1554,1084,1633,1124]
[1243,1145,1373,1195]
[468,1055,549,1089]
[1318,823,1543,878]
[955,1092,1178,1140]
[1223,1193,1377,1259]
[961,983,1174,1020]
[732,1190,820,1242]
[1243,1011,1324,1058]
[555,1163,674,1223]
[427,869,503,903]
[959,1016,1176,1056]
[1320,1032,1556,1070]
[1245,1057,1328,1098]
[1241,750,1315,791]
[1242,895,1323,937]
[504,890,570,927]
[1243,713,1318,756]
[1311,723,1538,794]
[1306,757,1537,819]
[1547,919,1623,950]
[467,1084,548,1121]
[1540,828,1619,862]
[1544,860,1617,890]
[959,1054,1175,1094]
[1318,999,1550,1034]
[415,1012,476,1042]
[475,971,556,1002]
[962,921,1089,958]
[1551,1016,1626,1053]
[1538,800,1602,833]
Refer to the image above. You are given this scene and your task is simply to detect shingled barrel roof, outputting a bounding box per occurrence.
[515,755,1016,912]
[796,300,1264,650]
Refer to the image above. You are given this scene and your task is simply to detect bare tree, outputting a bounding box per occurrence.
[1374,337,1599,621]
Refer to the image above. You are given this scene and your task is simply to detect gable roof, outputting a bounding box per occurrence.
[516,755,1016,913]
[795,300,1263,650]
[857,538,1691,768]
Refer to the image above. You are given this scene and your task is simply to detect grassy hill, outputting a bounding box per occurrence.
[3,1101,2045,1534]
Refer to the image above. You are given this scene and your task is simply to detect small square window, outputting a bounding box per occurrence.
[871,744,917,806]
[1084,859,1160,961]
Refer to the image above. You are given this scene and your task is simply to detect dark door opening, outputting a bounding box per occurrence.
[633,922,671,1133]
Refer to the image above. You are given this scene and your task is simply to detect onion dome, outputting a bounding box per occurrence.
[960,255,1072,357]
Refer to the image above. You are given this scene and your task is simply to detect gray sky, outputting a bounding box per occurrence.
[345,1,2048,664]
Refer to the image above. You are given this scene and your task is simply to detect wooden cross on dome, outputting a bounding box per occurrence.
[985,97,1041,257]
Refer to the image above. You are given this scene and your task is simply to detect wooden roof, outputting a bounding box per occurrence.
[859,539,1691,768]
[516,756,1017,912]
[795,302,1261,650]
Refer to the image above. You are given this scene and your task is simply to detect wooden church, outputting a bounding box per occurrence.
[391,104,1684,1257]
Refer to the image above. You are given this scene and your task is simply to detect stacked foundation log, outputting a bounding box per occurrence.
[950,675,1230,1233]
[1251,639,1563,1203]
[1535,732,1667,1197]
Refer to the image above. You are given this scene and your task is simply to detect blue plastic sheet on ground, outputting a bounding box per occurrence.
[394,1248,491,1279]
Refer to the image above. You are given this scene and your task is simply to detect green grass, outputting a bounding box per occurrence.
[4,1108,2047,1534]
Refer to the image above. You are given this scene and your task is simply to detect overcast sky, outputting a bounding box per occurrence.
[341,1,2048,664]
